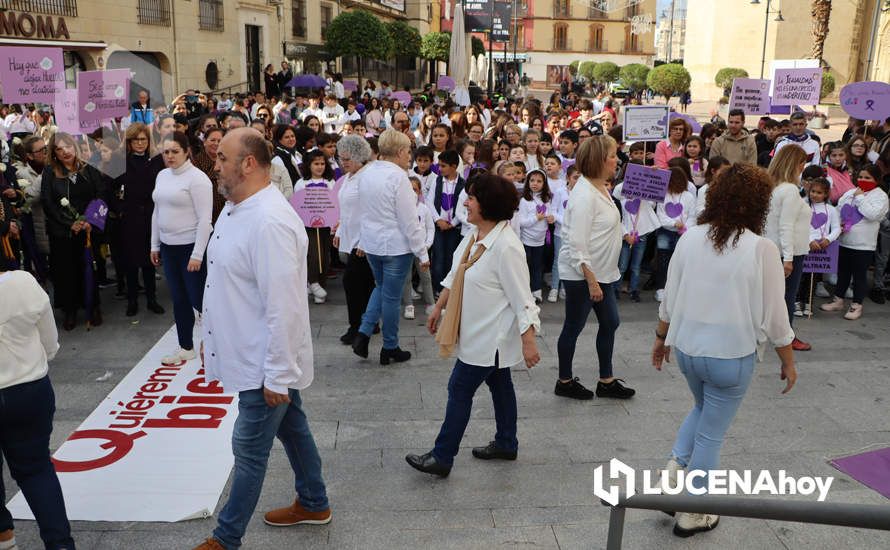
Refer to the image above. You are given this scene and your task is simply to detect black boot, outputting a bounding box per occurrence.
[405,452,451,477]
[63,310,77,331]
[146,298,165,314]
[352,332,370,358]
[380,347,411,365]
[340,327,358,345]
[126,300,138,317]
[89,306,103,327]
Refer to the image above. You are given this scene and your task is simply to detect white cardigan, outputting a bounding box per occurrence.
[557,176,622,284]
[764,182,811,261]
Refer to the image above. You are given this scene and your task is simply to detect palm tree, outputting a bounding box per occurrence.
[810,0,832,66]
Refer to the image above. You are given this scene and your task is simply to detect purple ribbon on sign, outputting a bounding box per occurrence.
[306,181,328,188]
[866,99,875,111]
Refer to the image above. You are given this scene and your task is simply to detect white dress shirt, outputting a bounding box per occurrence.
[335,166,367,253]
[357,160,430,263]
[558,176,622,283]
[765,182,811,261]
[659,225,794,359]
[150,160,214,260]
[0,271,59,390]
[202,185,313,394]
[322,104,345,133]
[442,222,541,368]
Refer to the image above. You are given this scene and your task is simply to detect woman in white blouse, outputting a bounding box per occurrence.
[652,163,797,537]
[765,144,812,352]
[406,173,541,478]
[555,136,635,401]
[150,132,213,365]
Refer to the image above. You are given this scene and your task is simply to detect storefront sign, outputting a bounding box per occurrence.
[77,69,130,121]
[0,46,64,103]
[464,0,512,41]
[0,11,71,40]
[283,42,331,60]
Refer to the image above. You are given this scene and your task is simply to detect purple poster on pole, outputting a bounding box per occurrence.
[0,46,65,103]
[77,69,130,121]
[84,199,109,232]
[729,78,771,115]
[54,89,103,136]
[803,240,839,274]
[437,75,456,91]
[772,68,823,106]
[839,81,890,120]
[289,183,340,228]
[621,163,671,204]
[343,80,357,92]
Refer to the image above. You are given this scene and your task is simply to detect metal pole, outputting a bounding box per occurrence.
[487,0,495,96]
[759,0,771,79]
[513,0,518,82]
[667,0,675,62]
[605,506,626,550]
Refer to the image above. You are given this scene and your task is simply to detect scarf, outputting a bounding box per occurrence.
[435,235,488,358]
[784,132,810,143]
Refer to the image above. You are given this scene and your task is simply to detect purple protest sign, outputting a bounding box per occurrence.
[343,80,358,92]
[289,182,340,228]
[669,112,702,133]
[803,240,839,274]
[621,163,671,203]
[391,90,411,105]
[839,81,890,120]
[772,68,823,106]
[729,78,771,115]
[54,89,80,135]
[84,199,109,232]
[0,46,65,103]
[437,75,456,91]
[77,69,130,121]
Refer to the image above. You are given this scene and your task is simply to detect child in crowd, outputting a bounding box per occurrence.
[295,149,337,304]
[655,166,697,302]
[548,165,579,302]
[403,176,436,320]
[497,161,520,190]
[694,156,730,217]
[509,143,527,163]
[557,129,578,173]
[512,160,527,188]
[429,124,453,165]
[412,146,436,196]
[795,177,839,317]
[425,149,464,293]
[519,169,554,302]
[684,135,708,188]
[821,164,890,319]
[667,157,699,195]
[524,129,544,171]
[613,160,660,303]
[824,141,855,205]
[457,140,476,179]
[543,154,566,194]
[316,133,342,180]
[539,132,554,156]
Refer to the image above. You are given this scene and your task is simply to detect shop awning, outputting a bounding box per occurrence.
[0,37,107,49]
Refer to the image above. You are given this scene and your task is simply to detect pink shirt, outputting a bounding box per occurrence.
[825,165,854,205]
[654,140,685,169]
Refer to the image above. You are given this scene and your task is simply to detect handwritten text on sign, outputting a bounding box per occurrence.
[289,183,340,228]
[77,69,131,121]
[839,81,890,120]
[621,163,671,203]
[54,88,103,136]
[803,240,839,274]
[729,78,771,115]
[772,68,823,106]
[0,46,65,103]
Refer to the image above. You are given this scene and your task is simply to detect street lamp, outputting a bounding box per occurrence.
[751,0,784,78]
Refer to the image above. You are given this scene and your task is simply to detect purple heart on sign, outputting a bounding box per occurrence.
[665,201,683,218]
[840,203,863,228]
[441,193,454,211]
[811,211,828,229]
[84,199,108,232]
[625,198,641,215]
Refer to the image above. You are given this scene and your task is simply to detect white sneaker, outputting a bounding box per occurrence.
[815,282,830,298]
[793,302,803,317]
[547,289,558,303]
[559,289,566,300]
[309,283,328,300]
[845,287,854,299]
[802,304,812,316]
[314,294,326,304]
[655,289,665,302]
[673,512,720,537]
[820,296,845,312]
[424,304,436,316]
[404,305,415,320]
[411,289,422,300]
[161,347,196,365]
[532,289,542,303]
[844,303,862,320]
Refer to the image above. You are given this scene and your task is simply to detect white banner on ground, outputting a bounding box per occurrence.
[7,326,238,522]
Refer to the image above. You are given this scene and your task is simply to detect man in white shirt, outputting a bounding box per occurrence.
[194,128,331,550]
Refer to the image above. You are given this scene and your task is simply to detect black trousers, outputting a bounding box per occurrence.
[126,265,157,303]
[343,250,375,331]
[48,233,100,315]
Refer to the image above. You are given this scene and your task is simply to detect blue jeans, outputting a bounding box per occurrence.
[0,376,74,550]
[214,388,328,549]
[160,242,206,350]
[671,350,755,491]
[431,227,462,292]
[557,279,620,380]
[524,244,545,292]
[432,359,518,466]
[784,255,805,327]
[551,234,563,291]
[617,233,649,293]
[656,229,680,290]
[360,253,414,349]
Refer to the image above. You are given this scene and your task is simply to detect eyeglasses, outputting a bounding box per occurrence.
[31,146,47,154]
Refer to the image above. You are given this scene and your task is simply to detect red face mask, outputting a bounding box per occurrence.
[858,179,878,193]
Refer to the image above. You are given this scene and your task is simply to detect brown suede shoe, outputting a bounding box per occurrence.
[263,499,332,526]
[192,537,225,550]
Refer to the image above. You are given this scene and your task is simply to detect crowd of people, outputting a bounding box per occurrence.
[1,73,890,548]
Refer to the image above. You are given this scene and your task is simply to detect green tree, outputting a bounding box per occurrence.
[619,63,650,95]
[647,63,691,102]
[387,21,421,88]
[820,72,836,100]
[569,60,580,76]
[714,67,749,97]
[579,61,597,82]
[325,10,392,91]
[592,61,620,85]
[472,36,486,57]
[421,32,451,63]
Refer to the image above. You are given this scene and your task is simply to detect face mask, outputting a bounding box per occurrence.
[858,179,878,193]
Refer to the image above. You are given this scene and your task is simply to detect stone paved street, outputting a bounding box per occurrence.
[6,275,890,549]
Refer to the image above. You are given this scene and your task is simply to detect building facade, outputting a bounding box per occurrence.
[654,0,685,62]
[685,0,890,102]
[0,0,337,104]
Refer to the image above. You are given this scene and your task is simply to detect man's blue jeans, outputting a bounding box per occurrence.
[213,388,328,549]
[671,349,755,492]
[360,253,414,350]
[617,233,649,293]
[432,359,518,467]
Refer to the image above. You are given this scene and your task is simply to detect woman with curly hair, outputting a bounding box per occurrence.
[651,163,797,538]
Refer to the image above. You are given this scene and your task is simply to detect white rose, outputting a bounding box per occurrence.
[17,178,30,189]
[60,197,70,207]
[12,137,21,145]
[0,163,5,172]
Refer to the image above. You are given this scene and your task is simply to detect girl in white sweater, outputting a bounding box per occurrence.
[654,167,697,302]
[821,164,890,319]
[797,178,840,316]
[519,169,554,302]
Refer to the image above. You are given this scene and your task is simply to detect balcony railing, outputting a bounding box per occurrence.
[588,7,608,19]
[586,39,608,53]
[199,0,224,31]
[552,37,572,51]
[137,0,171,26]
[0,0,78,17]
[552,0,570,18]
[621,40,643,53]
